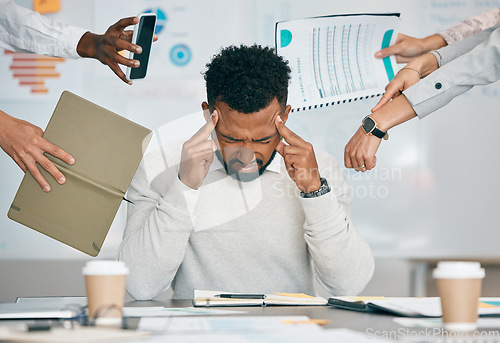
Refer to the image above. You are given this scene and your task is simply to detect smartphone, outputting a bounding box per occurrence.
[126,13,156,80]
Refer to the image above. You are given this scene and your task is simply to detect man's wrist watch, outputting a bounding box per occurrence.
[362,115,389,140]
[300,177,331,199]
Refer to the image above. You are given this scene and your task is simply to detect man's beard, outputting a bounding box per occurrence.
[215,149,278,182]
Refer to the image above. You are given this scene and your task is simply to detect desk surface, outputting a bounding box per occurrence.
[125,299,402,333]
[3,298,500,342]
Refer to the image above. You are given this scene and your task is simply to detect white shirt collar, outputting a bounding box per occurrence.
[209,149,282,174]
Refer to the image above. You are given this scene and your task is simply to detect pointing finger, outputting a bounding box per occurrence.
[110,17,139,33]
[275,140,286,157]
[275,116,306,147]
[187,110,218,146]
[374,44,404,59]
[372,90,394,112]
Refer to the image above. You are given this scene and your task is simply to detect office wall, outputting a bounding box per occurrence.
[1,0,499,299]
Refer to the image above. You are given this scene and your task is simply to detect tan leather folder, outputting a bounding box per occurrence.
[8,91,152,256]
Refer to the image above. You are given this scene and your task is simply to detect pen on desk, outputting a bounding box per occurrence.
[216,294,266,299]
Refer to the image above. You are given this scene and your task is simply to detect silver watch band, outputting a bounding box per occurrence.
[300,178,331,198]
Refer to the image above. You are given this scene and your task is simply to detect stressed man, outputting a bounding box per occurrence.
[118,45,374,300]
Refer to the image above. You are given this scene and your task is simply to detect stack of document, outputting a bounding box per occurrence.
[328,296,500,317]
[0,302,80,319]
[193,290,327,307]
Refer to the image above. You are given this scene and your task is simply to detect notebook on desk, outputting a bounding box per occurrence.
[15,296,87,307]
[193,290,327,307]
[329,296,500,317]
[0,302,79,319]
[7,91,152,256]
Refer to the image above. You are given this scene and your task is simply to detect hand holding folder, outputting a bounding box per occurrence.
[8,91,152,256]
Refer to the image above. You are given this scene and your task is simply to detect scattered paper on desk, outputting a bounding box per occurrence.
[281,318,331,325]
[126,328,392,343]
[0,326,148,342]
[123,306,244,317]
[15,296,87,307]
[323,328,394,343]
[480,299,500,309]
[349,296,386,301]
[394,317,500,329]
[138,315,323,333]
[371,297,500,317]
[274,292,316,298]
[369,297,442,317]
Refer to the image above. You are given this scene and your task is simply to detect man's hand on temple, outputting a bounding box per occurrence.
[275,116,321,193]
[178,110,218,190]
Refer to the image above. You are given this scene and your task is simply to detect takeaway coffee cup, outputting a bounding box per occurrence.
[82,260,129,326]
[432,261,485,331]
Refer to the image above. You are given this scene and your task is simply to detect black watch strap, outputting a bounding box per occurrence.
[371,127,386,139]
[362,115,389,140]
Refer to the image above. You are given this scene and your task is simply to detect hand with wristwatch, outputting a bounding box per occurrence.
[344,92,418,172]
[361,115,389,140]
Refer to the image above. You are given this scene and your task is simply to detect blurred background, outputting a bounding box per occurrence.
[1,0,500,301]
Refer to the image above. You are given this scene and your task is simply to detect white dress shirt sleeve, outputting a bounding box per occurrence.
[0,0,87,58]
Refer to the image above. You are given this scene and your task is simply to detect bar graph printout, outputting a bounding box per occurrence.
[276,13,400,112]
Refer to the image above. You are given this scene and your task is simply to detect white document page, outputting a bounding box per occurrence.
[394,317,500,329]
[138,315,322,333]
[276,14,400,112]
[126,328,393,343]
[0,326,148,343]
[370,297,500,317]
[123,306,245,317]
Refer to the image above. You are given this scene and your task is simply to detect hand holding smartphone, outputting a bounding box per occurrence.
[126,13,157,80]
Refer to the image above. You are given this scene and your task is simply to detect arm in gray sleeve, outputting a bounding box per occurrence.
[299,151,374,296]
[0,0,86,58]
[405,25,500,119]
[439,6,500,44]
[117,159,199,300]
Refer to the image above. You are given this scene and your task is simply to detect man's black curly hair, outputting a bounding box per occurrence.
[203,44,291,114]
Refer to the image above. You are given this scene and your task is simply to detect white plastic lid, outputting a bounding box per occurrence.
[82,260,129,276]
[432,261,485,279]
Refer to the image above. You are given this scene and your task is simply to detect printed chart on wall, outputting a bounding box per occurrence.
[0,49,82,101]
[276,13,400,112]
